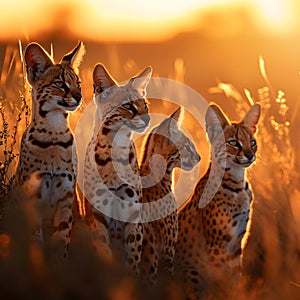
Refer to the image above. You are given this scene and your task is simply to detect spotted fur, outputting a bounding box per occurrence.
[175,103,260,299]
[83,64,152,275]
[8,42,85,262]
[140,107,200,285]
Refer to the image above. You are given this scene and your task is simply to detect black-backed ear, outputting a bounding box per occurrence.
[205,104,230,142]
[169,107,181,122]
[24,43,54,84]
[158,107,181,132]
[93,63,117,95]
[129,66,152,96]
[153,108,181,141]
[169,107,182,140]
[242,103,261,134]
[61,41,85,74]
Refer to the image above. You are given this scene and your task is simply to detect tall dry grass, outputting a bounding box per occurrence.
[210,57,300,299]
[0,43,299,299]
[0,44,30,221]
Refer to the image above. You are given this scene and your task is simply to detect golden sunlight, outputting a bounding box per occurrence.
[69,0,224,42]
[0,0,298,41]
[0,0,55,39]
[252,0,294,33]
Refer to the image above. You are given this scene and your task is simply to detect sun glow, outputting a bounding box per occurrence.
[71,0,217,41]
[85,0,205,20]
[252,0,295,33]
[0,0,298,41]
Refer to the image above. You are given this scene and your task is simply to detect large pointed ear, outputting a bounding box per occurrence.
[61,41,85,74]
[129,66,152,96]
[168,107,182,141]
[242,104,261,133]
[154,107,181,137]
[93,63,117,95]
[24,42,54,84]
[205,104,230,142]
[169,107,181,122]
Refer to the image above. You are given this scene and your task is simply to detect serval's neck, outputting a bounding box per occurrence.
[199,159,246,204]
[96,121,134,159]
[223,165,246,187]
[95,121,138,185]
[210,152,246,187]
[31,95,70,134]
[140,143,175,197]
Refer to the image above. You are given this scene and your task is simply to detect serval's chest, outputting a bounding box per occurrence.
[17,123,75,183]
[94,132,140,191]
[199,181,252,250]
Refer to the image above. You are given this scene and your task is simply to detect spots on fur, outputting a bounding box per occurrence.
[9,41,85,263]
[83,64,152,275]
[176,103,260,298]
[140,108,200,286]
[95,154,112,166]
[30,137,73,149]
[125,188,134,197]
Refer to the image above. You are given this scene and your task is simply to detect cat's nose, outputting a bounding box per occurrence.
[73,92,82,103]
[244,150,254,161]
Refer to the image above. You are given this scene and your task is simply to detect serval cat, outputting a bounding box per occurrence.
[176,103,260,299]
[8,41,85,262]
[83,63,152,275]
[140,107,200,286]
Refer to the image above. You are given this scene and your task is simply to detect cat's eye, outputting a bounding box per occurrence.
[123,103,132,109]
[123,103,138,116]
[227,140,241,148]
[250,140,257,147]
[54,81,65,88]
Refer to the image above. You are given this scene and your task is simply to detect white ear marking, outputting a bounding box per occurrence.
[130,66,152,96]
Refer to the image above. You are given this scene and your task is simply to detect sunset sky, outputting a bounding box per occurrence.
[0,3,299,299]
[0,0,299,41]
[1,0,300,160]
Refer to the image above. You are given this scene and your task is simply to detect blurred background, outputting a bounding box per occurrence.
[1,0,300,161]
[1,0,300,106]
[0,0,300,299]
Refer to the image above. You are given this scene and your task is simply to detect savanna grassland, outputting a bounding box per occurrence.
[0,37,300,300]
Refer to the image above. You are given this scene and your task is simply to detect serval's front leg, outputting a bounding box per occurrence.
[41,173,75,262]
[140,225,159,285]
[85,200,113,262]
[124,222,143,277]
[161,213,178,279]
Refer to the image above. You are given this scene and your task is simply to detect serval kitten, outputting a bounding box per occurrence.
[140,108,200,285]
[8,42,85,262]
[83,63,152,275]
[176,103,260,299]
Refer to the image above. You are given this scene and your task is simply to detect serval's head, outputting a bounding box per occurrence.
[206,103,260,169]
[142,107,200,172]
[24,42,85,113]
[93,63,152,133]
